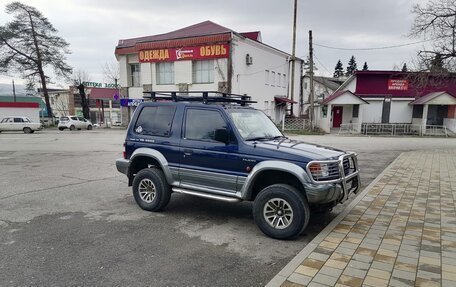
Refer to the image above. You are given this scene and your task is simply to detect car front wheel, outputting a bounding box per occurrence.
[132,168,171,212]
[253,184,310,240]
[87,125,92,130]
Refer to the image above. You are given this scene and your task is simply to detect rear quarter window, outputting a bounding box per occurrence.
[134,106,176,137]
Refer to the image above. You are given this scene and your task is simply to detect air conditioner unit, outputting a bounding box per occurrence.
[246,54,253,65]
[178,83,189,95]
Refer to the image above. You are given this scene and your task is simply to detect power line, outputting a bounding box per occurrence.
[314,38,435,51]
[314,53,331,75]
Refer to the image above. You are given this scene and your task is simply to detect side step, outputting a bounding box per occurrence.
[172,188,241,203]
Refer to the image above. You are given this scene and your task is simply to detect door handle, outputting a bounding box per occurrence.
[183,149,193,156]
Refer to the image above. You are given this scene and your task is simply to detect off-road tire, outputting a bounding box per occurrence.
[132,168,171,212]
[253,184,310,240]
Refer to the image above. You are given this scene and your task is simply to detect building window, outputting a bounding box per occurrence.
[271,71,275,86]
[412,105,424,118]
[352,104,359,118]
[304,82,308,90]
[283,74,286,88]
[156,62,174,85]
[265,70,269,85]
[192,60,214,84]
[130,63,141,87]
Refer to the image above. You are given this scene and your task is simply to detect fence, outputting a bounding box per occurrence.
[281,117,310,131]
[358,123,449,137]
[338,123,359,135]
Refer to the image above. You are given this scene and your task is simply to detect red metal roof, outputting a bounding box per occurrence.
[0,102,39,108]
[89,88,119,100]
[323,90,369,105]
[240,31,261,41]
[117,21,233,49]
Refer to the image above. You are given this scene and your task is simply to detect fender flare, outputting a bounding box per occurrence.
[129,148,173,184]
[240,160,312,200]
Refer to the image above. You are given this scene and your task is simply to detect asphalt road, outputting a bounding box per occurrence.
[0,129,455,286]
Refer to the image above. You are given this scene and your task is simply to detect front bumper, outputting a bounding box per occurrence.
[116,158,130,175]
[305,153,360,204]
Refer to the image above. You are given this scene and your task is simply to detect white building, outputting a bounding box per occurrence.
[302,75,344,116]
[315,70,456,134]
[115,21,303,123]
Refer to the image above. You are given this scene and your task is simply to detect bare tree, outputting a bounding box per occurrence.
[0,2,72,118]
[410,0,456,72]
[102,61,120,85]
[72,70,91,119]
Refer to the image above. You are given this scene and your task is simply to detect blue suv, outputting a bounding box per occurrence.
[116,92,360,239]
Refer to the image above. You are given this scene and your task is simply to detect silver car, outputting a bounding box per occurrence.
[0,116,42,133]
[58,116,93,131]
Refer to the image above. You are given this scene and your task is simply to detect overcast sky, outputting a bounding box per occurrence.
[0,0,429,88]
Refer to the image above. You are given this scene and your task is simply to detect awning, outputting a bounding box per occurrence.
[274,97,297,104]
[409,91,456,105]
[89,88,120,100]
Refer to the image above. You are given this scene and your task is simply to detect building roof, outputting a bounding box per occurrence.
[274,96,297,104]
[409,91,456,105]
[309,76,344,91]
[322,90,369,105]
[117,21,233,49]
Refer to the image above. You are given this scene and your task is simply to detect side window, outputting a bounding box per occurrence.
[70,117,78,121]
[134,106,176,137]
[185,109,227,141]
[1,118,8,123]
[7,118,13,123]
[14,118,23,123]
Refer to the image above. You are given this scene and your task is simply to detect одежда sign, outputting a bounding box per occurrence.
[138,44,229,63]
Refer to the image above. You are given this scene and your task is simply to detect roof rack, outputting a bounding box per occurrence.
[142,91,256,106]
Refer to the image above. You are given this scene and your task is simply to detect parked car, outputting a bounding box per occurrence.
[0,116,42,133]
[115,92,360,239]
[58,116,93,131]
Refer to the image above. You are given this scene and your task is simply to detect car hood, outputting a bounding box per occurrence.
[246,138,347,163]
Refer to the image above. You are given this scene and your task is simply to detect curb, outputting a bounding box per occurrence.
[266,153,405,287]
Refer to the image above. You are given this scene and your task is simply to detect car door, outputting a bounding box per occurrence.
[13,117,25,131]
[179,107,242,194]
[78,117,87,128]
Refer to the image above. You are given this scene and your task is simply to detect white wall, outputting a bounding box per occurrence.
[389,100,413,123]
[361,100,383,123]
[0,107,40,122]
[443,118,456,133]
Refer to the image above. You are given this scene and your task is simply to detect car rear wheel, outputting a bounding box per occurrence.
[132,168,171,212]
[87,125,92,130]
[58,127,64,131]
[23,127,32,134]
[253,184,310,240]
[69,125,75,131]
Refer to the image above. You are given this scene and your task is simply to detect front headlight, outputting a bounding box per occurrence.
[308,162,330,178]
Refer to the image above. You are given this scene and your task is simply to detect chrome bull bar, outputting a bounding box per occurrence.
[305,152,360,203]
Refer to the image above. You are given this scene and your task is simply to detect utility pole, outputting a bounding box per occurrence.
[289,0,297,116]
[12,80,17,102]
[309,30,315,130]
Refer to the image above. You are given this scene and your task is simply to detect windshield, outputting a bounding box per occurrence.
[227,109,283,141]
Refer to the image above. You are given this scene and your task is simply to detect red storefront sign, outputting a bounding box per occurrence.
[387,79,409,91]
[139,44,229,63]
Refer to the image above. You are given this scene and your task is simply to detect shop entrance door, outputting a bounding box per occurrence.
[333,106,343,128]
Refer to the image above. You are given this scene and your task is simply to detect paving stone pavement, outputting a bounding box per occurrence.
[267,149,456,287]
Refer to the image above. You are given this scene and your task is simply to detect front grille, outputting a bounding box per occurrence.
[343,156,356,176]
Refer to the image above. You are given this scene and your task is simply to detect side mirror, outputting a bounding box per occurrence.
[214,128,229,144]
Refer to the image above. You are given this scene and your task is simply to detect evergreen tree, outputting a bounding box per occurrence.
[333,60,344,78]
[362,62,368,71]
[401,63,408,72]
[0,2,72,118]
[346,56,357,76]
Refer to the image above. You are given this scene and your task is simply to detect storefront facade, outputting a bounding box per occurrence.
[115,21,303,124]
[316,71,456,134]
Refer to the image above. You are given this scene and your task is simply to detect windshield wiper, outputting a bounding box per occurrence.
[245,136,272,141]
